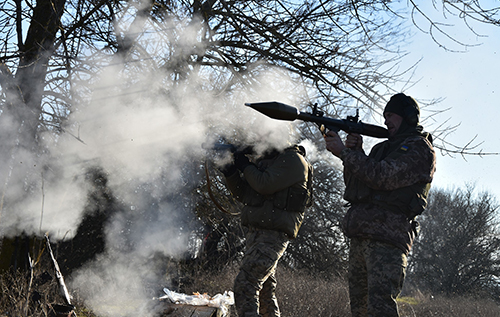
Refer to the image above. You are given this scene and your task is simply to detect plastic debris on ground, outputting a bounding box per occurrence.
[159,288,234,316]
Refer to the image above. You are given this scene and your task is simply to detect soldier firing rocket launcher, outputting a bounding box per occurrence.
[245,101,389,139]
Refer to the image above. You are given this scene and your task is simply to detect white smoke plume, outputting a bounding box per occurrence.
[65,67,302,315]
[0,11,316,317]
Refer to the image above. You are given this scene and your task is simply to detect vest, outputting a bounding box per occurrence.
[241,145,313,238]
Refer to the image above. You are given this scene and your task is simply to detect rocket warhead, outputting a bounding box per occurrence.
[245,101,300,121]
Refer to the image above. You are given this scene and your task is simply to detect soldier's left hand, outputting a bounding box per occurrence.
[324,131,345,158]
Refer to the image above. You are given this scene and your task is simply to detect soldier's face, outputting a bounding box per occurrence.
[384,112,403,137]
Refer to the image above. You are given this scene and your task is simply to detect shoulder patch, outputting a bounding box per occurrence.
[398,145,409,152]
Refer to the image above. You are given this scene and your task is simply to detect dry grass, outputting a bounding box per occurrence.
[277,268,350,317]
[0,267,65,316]
[1,261,499,316]
[184,265,500,317]
[0,260,98,317]
[180,265,351,316]
[401,293,500,317]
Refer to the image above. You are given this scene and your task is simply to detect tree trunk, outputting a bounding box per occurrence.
[12,0,66,143]
[0,0,66,272]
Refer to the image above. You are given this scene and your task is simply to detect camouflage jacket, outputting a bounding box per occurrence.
[341,133,436,254]
[225,145,312,239]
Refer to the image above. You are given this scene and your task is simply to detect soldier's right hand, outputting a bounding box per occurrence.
[234,152,251,172]
[345,133,363,150]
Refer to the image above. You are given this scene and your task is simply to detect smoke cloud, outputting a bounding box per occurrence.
[0,12,317,317]
[66,67,301,316]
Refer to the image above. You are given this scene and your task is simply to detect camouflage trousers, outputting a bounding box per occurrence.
[348,237,407,317]
[234,227,289,317]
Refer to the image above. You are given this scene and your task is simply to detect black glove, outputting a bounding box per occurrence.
[219,163,237,177]
[234,152,251,172]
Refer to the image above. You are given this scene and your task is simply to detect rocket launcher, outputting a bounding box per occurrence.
[245,101,389,139]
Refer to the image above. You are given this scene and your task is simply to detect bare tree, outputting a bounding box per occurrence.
[408,0,500,51]
[1,0,500,273]
[1,1,499,159]
[407,186,500,299]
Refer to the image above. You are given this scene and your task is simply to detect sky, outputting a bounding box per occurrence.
[395,8,500,200]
